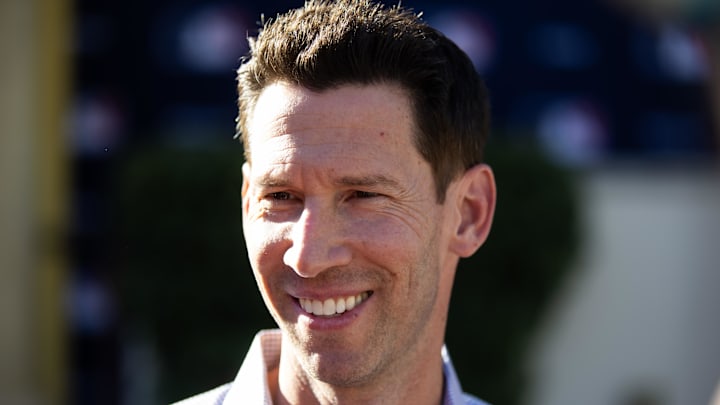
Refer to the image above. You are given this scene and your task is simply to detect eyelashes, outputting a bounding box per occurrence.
[265,190,382,202]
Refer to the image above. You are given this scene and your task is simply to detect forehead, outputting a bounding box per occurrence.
[248,82,414,138]
[245,82,421,171]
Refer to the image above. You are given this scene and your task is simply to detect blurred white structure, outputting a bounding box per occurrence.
[526,164,720,405]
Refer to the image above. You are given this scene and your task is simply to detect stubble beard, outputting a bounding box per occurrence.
[282,247,441,391]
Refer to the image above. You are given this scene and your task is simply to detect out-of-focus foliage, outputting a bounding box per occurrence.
[113,143,274,402]
[448,140,580,405]
[114,139,578,404]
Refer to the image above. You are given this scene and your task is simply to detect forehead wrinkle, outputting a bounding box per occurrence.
[251,134,403,163]
[253,109,389,133]
[251,111,406,146]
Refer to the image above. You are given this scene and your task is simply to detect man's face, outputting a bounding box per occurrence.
[241,82,462,387]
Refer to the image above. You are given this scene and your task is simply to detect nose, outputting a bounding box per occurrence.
[283,203,352,278]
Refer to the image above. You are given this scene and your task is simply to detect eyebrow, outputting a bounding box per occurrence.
[255,173,401,190]
[255,174,290,188]
[333,174,400,189]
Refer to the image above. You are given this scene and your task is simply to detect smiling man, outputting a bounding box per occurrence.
[174,0,496,404]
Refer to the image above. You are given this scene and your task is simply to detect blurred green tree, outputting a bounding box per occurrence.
[114,143,273,402]
[448,141,579,405]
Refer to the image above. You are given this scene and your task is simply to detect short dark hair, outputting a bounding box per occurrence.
[236,0,490,202]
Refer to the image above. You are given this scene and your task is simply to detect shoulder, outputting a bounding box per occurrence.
[170,383,231,405]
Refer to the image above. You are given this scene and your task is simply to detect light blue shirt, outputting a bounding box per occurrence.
[172,329,488,405]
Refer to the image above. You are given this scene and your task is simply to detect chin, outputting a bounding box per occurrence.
[308,359,379,388]
[294,341,384,388]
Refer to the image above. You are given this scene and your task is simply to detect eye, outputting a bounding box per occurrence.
[269,191,294,200]
[352,190,380,199]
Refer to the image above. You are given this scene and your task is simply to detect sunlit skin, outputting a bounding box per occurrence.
[241,82,496,405]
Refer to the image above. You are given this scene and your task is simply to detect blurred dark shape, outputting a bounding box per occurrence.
[538,98,608,165]
[528,22,599,70]
[429,8,497,73]
[655,26,709,82]
[68,273,115,336]
[631,25,709,82]
[606,0,720,26]
[447,140,579,405]
[635,111,710,156]
[151,3,249,74]
[74,13,116,56]
[71,92,125,156]
[606,0,720,149]
[113,143,274,403]
[620,385,664,405]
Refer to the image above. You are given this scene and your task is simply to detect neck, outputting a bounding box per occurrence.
[273,340,445,405]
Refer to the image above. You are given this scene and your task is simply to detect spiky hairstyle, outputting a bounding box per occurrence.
[236,0,489,202]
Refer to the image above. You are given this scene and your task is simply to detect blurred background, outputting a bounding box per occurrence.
[1,0,719,404]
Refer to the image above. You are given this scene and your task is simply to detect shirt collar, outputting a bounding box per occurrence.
[223,329,471,405]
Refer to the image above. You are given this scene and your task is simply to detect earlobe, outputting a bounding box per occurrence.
[450,163,496,258]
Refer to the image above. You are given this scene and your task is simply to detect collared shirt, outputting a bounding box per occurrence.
[173,329,488,405]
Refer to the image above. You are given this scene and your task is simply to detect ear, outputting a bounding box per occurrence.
[449,163,496,258]
[241,162,251,217]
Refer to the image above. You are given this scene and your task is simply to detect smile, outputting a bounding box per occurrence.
[298,292,371,316]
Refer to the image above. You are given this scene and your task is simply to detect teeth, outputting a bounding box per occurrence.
[312,300,323,315]
[323,299,335,316]
[299,292,370,316]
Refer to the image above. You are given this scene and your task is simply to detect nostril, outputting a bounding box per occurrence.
[283,240,352,279]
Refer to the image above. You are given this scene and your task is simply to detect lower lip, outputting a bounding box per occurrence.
[294,296,370,331]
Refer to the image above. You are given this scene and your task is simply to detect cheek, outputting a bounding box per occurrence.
[357,206,438,251]
[355,218,432,277]
[244,225,289,315]
[244,221,289,270]
[353,216,403,246]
